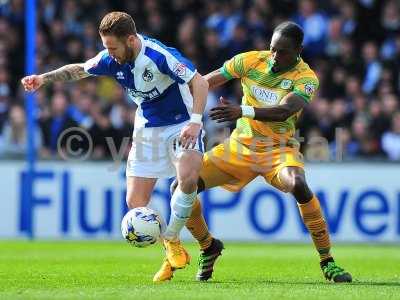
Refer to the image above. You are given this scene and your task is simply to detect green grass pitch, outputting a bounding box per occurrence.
[0,241,399,299]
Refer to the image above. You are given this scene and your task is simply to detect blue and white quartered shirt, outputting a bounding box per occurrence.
[83,34,197,128]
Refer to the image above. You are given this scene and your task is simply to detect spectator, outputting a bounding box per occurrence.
[381,0,400,36]
[198,28,227,74]
[293,0,329,58]
[304,127,330,162]
[351,115,380,157]
[330,127,359,161]
[361,41,382,94]
[88,101,119,159]
[225,22,251,57]
[325,17,342,57]
[0,67,10,131]
[205,0,242,46]
[39,92,78,156]
[381,111,400,160]
[340,1,357,37]
[68,92,94,129]
[0,105,42,158]
[368,99,390,139]
[381,93,399,119]
[325,67,346,98]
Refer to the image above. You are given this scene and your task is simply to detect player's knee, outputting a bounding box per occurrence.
[177,170,199,192]
[277,170,296,193]
[178,151,202,171]
[177,163,199,184]
[282,177,295,193]
[293,173,307,193]
[278,167,308,194]
[176,153,202,192]
[292,173,313,203]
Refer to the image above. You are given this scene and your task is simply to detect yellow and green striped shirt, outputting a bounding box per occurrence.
[221,50,319,151]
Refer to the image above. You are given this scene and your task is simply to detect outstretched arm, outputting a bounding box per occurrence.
[209,93,307,123]
[21,63,91,92]
[253,93,306,122]
[204,68,230,90]
[41,63,90,83]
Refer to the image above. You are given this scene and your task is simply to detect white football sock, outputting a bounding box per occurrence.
[163,187,197,241]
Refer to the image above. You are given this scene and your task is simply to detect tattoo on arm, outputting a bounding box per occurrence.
[42,64,90,84]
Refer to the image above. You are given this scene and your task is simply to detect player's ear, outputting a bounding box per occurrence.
[126,34,136,45]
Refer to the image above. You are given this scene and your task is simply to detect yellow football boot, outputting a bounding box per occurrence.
[164,239,191,269]
[153,258,174,282]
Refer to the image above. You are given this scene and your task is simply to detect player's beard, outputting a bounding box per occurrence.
[271,59,281,72]
[124,45,135,64]
[116,45,134,65]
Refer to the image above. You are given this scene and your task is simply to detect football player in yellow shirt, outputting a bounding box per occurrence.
[154,21,352,283]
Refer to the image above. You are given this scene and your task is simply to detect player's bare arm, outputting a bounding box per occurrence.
[204,68,229,90]
[253,93,306,121]
[209,93,306,123]
[42,63,90,83]
[180,73,208,149]
[189,73,208,116]
[21,63,90,92]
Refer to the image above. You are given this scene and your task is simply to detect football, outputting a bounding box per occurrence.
[121,207,162,248]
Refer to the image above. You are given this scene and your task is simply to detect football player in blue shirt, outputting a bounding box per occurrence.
[21,11,208,276]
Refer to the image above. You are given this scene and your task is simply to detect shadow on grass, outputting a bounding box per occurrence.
[198,280,400,287]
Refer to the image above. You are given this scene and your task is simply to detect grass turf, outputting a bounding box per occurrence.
[0,241,399,300]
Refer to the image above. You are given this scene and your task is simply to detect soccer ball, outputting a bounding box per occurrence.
[121,207,162,248]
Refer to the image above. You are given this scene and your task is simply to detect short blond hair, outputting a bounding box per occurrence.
[99,12,136,38]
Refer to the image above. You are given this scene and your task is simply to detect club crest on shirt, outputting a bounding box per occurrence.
[142,68,154,82]
[280,79,292,89]
[304,83,316,95]
[173,63,186,77]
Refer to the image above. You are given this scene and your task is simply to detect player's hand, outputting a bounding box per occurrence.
[21,74,44,92]
[179,122,202,149]
[209,96,242,123]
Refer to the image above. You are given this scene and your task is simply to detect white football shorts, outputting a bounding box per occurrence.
[126,121,205,178]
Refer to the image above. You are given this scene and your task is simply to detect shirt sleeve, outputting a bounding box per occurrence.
[144,46,196,84]
[221,51,258,80]
[83,50,112,76]
[292,71,319,103]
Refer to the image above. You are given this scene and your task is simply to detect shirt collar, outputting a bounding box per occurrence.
[134,34,145,62]
[125,34,145,68]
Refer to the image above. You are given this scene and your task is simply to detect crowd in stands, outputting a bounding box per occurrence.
[1,0,400,161]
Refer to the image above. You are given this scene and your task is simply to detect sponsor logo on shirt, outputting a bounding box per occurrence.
[251,86,279,105]
[125,87,161,101]
[173,62,187,77]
